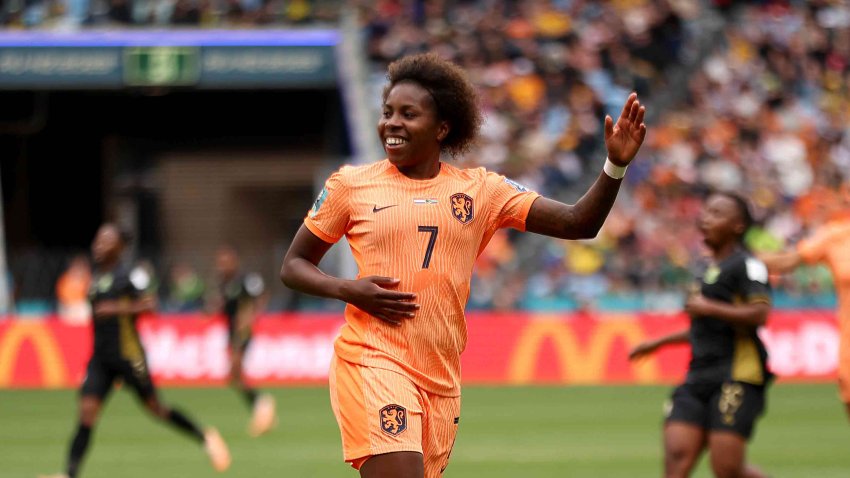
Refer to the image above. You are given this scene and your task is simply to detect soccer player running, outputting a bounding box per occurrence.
[280,53,646,478]
[759,187,850,421]
[629,192,772,478]
[41,224,230,478]
[210,245,277,436]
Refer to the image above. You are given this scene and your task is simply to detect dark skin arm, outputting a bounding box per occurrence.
[280,225,419,326]
[93,295,156,318]
[629,328,690,361]
[685,294,770,327]
[526,93,646,239]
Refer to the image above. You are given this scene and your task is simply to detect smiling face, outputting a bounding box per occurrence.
[698,194,746,251]
[378,81,449,172]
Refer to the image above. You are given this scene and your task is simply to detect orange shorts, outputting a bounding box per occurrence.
[328,355,461,477]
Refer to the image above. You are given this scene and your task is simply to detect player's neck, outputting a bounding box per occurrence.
[395,159,441,180]
[710,241,739,262]
[95,258,119,273]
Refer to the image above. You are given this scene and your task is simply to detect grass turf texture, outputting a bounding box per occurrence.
[2,384,846,478]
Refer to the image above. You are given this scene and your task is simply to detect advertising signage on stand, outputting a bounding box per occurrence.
[0,311,840,389]
[0,30,339,89]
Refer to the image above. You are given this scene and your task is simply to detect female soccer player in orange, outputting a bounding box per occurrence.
[281,53,646,478]
[630,192,772,478]
[760,187,850,421]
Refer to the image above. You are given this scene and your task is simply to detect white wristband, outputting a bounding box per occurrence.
[603,157,628,179]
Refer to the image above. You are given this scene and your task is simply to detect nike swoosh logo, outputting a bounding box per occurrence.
[372,204,398,213]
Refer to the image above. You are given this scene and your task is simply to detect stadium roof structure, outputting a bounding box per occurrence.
[0,29,340,89]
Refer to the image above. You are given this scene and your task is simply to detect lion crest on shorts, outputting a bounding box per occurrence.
[379,404,407,436]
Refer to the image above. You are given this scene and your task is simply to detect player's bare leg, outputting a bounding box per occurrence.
[360,451,424,478]
[141,395,231,472]
[39,395,103,478]
[230,348,276,436]
[844,402,850,422]
[708,431,768,478]
[663,422,705,478]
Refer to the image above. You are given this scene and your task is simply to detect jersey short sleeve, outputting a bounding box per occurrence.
[304,168,351,244]
[797,224,835,265]
[738,257,771,305]
[243,273,265,298]
[485,172,540,232]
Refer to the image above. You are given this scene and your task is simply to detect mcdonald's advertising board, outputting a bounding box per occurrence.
[0,311,840,389]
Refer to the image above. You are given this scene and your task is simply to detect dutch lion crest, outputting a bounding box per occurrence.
[450,193,474,224]
[379,404,407,436]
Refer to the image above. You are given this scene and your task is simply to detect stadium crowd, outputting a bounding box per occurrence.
[361,0,850,311]
[4,0,850,314]
[0,0,337,27]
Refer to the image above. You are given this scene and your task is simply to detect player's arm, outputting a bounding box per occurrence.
[685,295,770,327]
[629,329,690,361]
[687,257,772,327]
[280,225,419,326]
[93,295,156,318]
[526,93,646,239]
[758,249,803,274]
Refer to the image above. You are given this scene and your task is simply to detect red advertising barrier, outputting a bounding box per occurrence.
[0,311,840,389]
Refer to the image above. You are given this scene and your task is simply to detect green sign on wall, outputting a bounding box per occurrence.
[123,47,201,86]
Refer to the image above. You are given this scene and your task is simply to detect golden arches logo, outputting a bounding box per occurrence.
[0,322,68,388]
[508,315,659,384]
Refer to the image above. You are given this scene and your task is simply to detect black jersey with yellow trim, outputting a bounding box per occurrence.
[220,273,264,331]
[88,264,146,360]
[687,247,773,386]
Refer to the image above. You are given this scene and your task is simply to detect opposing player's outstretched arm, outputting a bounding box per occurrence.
[280,225,419,326]
[628,329,690,361]
[758,249,803,274]
[526,93,646,239]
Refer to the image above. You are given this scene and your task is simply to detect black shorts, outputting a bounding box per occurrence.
[80,354,156,400]
[666,381,767,440]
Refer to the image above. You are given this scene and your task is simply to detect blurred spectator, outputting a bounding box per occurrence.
[56,254,92,324]
[0,0,337,27]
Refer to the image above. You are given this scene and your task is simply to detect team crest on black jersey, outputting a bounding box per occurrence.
[379,404,407,436]
[450,193,474,224]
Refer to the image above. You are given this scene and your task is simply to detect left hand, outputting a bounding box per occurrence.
[605,92,647,166]
[685,294,713,318]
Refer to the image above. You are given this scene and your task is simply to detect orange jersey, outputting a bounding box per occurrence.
[305,159,540,396]
[798,217,850,326]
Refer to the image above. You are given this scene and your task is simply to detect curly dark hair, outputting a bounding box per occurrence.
[383,53,483,157]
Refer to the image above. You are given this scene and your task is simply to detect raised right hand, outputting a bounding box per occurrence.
[341,276,419,326]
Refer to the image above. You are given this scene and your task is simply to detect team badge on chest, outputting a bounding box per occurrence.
[450,193,474,224]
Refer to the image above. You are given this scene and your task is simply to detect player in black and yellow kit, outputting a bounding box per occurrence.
[630,193,772,478]
[212,246,276,436]
[41,224,230,478]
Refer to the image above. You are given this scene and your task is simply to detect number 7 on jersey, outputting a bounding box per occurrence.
[418,226,438,269]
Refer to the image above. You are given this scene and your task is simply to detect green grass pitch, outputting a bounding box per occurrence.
[2,384,847,477]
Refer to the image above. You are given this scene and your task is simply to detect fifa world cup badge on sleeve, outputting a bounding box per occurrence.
[309,187,329,218]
